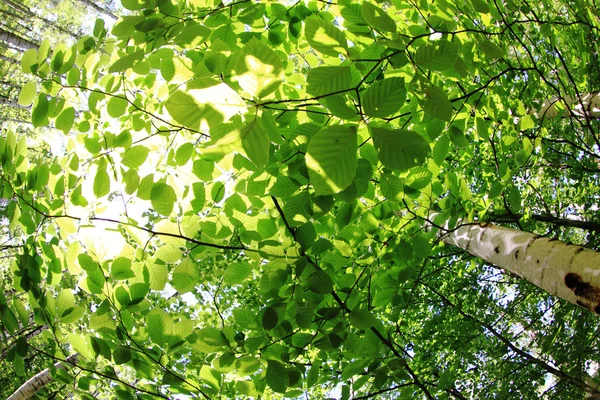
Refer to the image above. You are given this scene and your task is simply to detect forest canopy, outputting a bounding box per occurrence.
[2,0,600,399]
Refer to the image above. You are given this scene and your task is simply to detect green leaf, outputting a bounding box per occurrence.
[18,81,36,106]
[307,270,333,294]
[108,49,144,73]
[471,0,490,13]
[32,94,49,128]
[56,289,75,317]
[321,95,358,119]
[362,77,406,118]
[508,185,522,212]
[151,182,177,216]
[266,360,288,393]
[172,259,199,293]
[165,80,246,130]
[307,66,358,97]
[93,163,110,198]
[422,86,453,121]
[147,308,171,347]
[296,222,317,250]
[349,308,377,330]
[262,306,278,330]
[223,262,252,285]
[235,37,284,98]
[204,39,231,75]
[211,182,225,203]
[122,146,149,169]
[433,134,450,165]
[369,125,430,171]
[449,126,469,148]
[306,125,358,196]
[361,2,396,32]
[175,22,211,48]
[479,39,504,59]
[1,306,19,334]
[175,143,194,166]
[203,116,269,169]
[55,107,75,134]
[414,41,459,71]
[107,96,128,118]
[305,17,348,57]
[113,347,132,364]
[111,257,134,280]
[21,48,38,73]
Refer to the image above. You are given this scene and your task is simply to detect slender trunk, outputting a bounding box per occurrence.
[0,27,38,50]
[0,7,80,41]
[6,353,78,400]
[436,219,600,314]
[75,0,118,20]
[1,0,33,17]
[536,92,600,119]
[0,54,19,64]
[0,17,34,42]
[0,96,26,108]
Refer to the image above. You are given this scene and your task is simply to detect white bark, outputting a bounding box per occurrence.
[0,28,38,51]
[437,219,600,314]
[7,353,79,400]
[76,0,118,20]
[536,92,600,119]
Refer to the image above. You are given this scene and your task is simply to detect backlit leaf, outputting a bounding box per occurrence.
[361,2,396,32]
[306,125,358,196]
[363,77,406,118]
[151,182,177,216]
[370,125,430,171]
[422,86,453,121]
[266,360,288,393]
[305,17,348,57]
[235,37,284,98]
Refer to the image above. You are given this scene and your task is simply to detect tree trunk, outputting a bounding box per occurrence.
[0,7,80,41]
[0,96,26,108]
[437,219,600,314]
[6,353,78,400]
[536,92,600,119]
[0,0,34,17]
[0,54,19,65]
[75,0,118,20]
[0,27,38,50]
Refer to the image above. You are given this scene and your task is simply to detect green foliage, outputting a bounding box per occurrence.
[3,0,600,399]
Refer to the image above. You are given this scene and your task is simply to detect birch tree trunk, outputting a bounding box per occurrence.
[6,353,79,400]
[536,92,600,119]
[438,220,600,314]
[0,27,38,51]
[1,0,34,17]
[75,0,118,20]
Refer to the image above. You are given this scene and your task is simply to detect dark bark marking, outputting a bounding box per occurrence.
[515,249,519,260]
[574,247,585,255]
[564,273,600,302]
[494,246,500,254]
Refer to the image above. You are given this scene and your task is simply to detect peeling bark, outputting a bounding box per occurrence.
[6,353,78,400]
[435,219,600,314]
